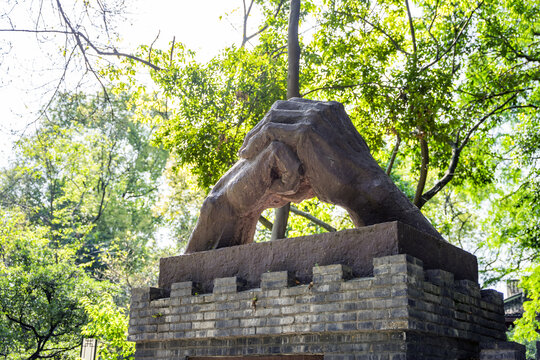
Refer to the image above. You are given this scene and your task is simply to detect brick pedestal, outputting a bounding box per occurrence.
[129,225,524,359]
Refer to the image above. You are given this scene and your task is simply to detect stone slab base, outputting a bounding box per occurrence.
[159,221,478,292]
[130,254,524,360]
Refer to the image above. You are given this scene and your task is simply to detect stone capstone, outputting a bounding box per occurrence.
[160,221,478,293]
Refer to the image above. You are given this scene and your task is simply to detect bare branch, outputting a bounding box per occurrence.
[169,36,175,67]
[258,215,273,230]
[241,0,285,47]
[404,0,417,54]
[290,205,336,232]
[3,0,163,73]
[148,30,160,65]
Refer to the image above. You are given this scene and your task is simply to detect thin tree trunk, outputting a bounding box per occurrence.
[271,0,301,241]
[413,136,429,208]
[287,0,301,99]
[386,133,401,175]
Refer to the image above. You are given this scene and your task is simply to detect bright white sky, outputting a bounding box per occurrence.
[0,0,254,167]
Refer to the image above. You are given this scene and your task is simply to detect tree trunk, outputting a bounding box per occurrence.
[271,0,301,241]
[413,136,429,208]
[287,0,301,99]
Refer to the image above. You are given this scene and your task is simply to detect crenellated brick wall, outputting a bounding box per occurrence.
[129,254,523,360]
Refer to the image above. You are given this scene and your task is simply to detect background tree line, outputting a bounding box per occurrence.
[0,0,538,358]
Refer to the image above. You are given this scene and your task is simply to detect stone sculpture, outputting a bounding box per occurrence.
[185,98,441,253]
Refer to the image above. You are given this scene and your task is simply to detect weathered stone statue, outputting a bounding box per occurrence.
[185,98,440,253]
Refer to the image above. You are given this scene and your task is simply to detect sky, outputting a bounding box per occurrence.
[0,0,253,167]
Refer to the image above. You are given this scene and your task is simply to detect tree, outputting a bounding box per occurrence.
[308,0,538,207]
[0,91,168,358]
[0,91,168,273]
[0,209,101,359]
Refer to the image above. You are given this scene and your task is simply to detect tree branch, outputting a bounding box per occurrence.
[404,0,417,54]
[352,13,410,55]
[4,313,41,341]
[148,30,160,65]
[426,0,440,54]
[258,207,337,233]
[417,93,520,207]
[241,0,285,47]
[458,93,517,152]
[419,1,483,73]
[258,215,273,230]
[416,145,460,209]
[1,22,162,71]
[301,81,394,97]
[290,205,337,232]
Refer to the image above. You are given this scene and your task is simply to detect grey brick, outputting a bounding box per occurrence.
[157,323,170,332]
[425,269,455,286]
[373,254,419,267]
[480,289,504,306]
[326,322,357,331]
[215,319,239,328]
[192,321,215,329]
[260,271,294,289]
[180,312,203,321]
[213,276,244,294]
[261,289,280,298]
[170,322,192,331]
[240,318,267,327]
[283,323,311,332]
[313,283,342,292]
[150,298,170,308]
[280,286,308,297]
[281,304,311,314]
[264,297,295,306]
[313,264,352,281]
[131,288,152,302]
[255,326,282,335]
[326,291,358,302]
[266,316,294,326]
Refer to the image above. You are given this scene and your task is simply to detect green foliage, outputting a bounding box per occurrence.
[511,266,540,344]
[153,164,205,247]
[1,92,168,272]
[81,295,134,359]
[287,198,353,238]
[119,44,287,189]
[0,210,100,359]
[309,0,538,201]
[0,92,172,359]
